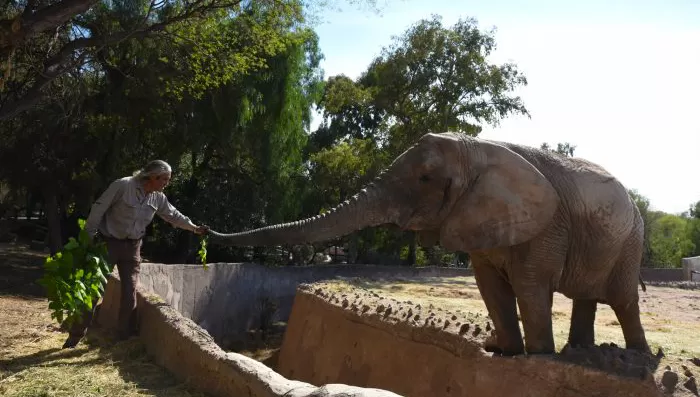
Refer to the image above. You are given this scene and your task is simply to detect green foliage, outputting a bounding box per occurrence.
[313,14,529,161]
[400,244,426,265]
[629,189,656,266]
[540,142,576,157]
[686,217,700,257]
[308,14,530,264]
[649,214,696,268]
[37,219,112,327]
[307,138,387,210]
[365,15,528,153]
[198,236,208,269]
[689,201,700,220]
[162,1,306,101]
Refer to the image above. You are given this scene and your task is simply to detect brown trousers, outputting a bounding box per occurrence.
[69,238,143,339]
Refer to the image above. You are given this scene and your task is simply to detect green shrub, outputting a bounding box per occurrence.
[37,219,112,327]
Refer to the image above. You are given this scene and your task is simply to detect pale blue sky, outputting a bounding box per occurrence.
[309,0,700,214]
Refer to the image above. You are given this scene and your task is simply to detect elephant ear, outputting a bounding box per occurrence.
[440,141,559,252]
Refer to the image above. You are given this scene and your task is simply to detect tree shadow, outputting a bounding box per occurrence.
[1,329,207,397]
[0,242,47,298]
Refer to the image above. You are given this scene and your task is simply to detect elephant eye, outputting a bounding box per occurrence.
[419,174,431,183]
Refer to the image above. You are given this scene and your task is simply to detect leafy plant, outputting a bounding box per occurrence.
[198,236,208,269]
[37,219,112,327]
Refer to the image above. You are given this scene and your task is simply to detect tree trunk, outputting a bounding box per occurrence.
[348,233,359,264]
[427,246,441,266]
[406,231,416,266]
[42,185,63,254]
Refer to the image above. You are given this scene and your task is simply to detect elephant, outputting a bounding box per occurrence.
[207,132,650,356]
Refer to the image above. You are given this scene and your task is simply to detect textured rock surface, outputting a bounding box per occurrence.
[277,282,698,397]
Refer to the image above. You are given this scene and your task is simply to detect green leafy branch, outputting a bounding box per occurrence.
[198,235,208,270]
[37,219,113,328]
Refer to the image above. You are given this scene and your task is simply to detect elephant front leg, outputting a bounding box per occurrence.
[514,284,556,355]
[473,263,524,356]
[568,299,597,347]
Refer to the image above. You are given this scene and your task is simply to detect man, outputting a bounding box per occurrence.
[63,160,208,348]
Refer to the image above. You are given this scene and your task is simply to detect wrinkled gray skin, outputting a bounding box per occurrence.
[208,132,650,355]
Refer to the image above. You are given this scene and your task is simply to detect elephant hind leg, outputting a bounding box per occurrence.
[473,262,524,356]
[568,299,597,348]
[611,300,649,352]
[608,226,650,352]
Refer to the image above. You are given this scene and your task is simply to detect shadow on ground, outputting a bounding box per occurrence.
[0,329,207,397]
[0,243,46,298]
[0,242,206,397]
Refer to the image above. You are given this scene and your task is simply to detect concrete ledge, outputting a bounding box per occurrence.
[96,274,402,397]
[134,262,472,346]
[682,256,700,281]
[641,268,685,282]
[278,283,665,397]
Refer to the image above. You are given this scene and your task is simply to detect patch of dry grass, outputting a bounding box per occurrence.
[0,241,207,397]
[0,295,207,397]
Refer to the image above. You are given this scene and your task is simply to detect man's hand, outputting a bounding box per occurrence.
[193,225,210,235]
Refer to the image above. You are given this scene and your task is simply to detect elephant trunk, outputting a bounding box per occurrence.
[207,183,392,247]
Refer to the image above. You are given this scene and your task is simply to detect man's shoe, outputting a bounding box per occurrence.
[62,335,83,349]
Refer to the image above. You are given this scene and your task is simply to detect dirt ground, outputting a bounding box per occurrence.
[337,276,700,361]
[4,239,700,396]
[318,276,700,395]
[0,242,206,397]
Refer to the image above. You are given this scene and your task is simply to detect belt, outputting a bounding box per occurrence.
[103,235,142,242]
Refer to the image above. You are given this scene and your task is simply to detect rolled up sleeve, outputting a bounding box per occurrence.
[156,196,197,232]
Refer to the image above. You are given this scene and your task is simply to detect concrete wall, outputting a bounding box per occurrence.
[640,257,700,282]
[277,286,665,397]
[96,274,402,397]
[136,262,471,347]
[682,256,700,281]
[641,268,685,282]
[136,261,700,347]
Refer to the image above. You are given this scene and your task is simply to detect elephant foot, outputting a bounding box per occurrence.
[484,336,525,356]
[625,341,651,354]
[524,341,555,355]
[566,340,595,349]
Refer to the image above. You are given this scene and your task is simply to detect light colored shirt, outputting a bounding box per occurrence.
[85,176,197,239]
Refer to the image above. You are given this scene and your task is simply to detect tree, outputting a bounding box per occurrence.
[540,142,576,157]
[628,189,658,266]
[0,0,325,259]
[310,15,529,265]
[648,214,695,267]
[314,15,529,155]
[0,0,380,120]
[0,0,251,120]
[689,201,700,219]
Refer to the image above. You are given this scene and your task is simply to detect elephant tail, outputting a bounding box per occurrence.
[639,274,647,293]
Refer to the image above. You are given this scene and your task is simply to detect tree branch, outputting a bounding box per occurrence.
[0,0,244,120]
[0,0,99,51]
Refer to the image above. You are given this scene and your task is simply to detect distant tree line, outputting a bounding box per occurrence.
[0,1,692,268]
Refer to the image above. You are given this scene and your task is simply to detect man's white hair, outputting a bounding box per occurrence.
[134,160,172,181]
